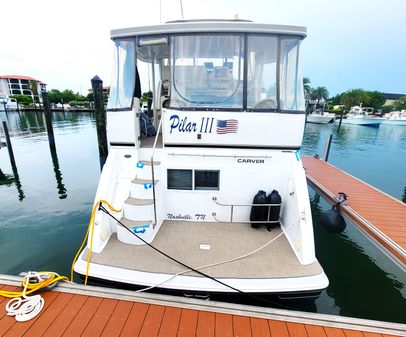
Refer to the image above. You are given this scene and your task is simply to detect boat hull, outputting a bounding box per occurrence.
[382,120,406,126]
[307,116,334,124]
[341,118,384,127]
[79,273,323,302]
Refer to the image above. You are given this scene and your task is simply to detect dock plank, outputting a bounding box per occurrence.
[196,311,215,337]
[286,322,309,337]
[61,296,103,337]
[251,317,271,337]
[233,315,252,337]
[305,324,328,337]
[268,320,290,337]
[80,298,118,337]
[342,329,364,337]
[42,294,88,337]
[138,304,165,337]
[215,313,233,337]
[303,156,406,265]
[157,306,182,337]
[177,309,199,337]
[99,300,133,337]
[120,302,149,337]
[324,326,349,337]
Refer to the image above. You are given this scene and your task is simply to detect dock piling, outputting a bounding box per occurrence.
[1,121,25,200]
[337,110,344,133]
[323,134,333,162]
[2,121,16,169]
[42,91,56,151]
[91,75,108,169]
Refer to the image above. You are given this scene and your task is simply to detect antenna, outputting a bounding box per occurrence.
[159,0,162,23]
[180,0,184,19]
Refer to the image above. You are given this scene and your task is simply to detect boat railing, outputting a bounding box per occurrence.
[150,117,163,228]
[211,197,281,223]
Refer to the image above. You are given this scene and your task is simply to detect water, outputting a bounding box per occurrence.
[0,111,405,323]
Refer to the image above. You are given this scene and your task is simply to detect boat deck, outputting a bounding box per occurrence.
[302,156,406,266]
[0,275,404,337]
[84,221,322,279]
[140,134,163,148]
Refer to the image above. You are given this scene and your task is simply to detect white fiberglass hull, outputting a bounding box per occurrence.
[341,118,384,127]
[307,115,334,124]
[74,145,329,297]
[382,119,406,126]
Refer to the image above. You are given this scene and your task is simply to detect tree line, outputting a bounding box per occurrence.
[304,78,406,113]
[11,89,92,108]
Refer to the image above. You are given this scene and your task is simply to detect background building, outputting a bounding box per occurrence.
[383,93,405,106]
[0,75,47,103]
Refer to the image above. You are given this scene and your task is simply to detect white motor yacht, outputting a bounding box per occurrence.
[341,106,384,127]
[73,19,328,300]
[306,110,335,124]
[382,110,406,126]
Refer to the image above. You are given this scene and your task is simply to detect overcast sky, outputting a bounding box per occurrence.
[1,0,405,96]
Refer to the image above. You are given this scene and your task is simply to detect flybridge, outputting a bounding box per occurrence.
[106,20,308,148]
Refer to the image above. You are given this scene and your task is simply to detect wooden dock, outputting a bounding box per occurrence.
[302,156,406,266]
[0,275,405,337]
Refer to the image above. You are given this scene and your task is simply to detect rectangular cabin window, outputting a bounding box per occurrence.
[167,169,192,190]
[170,34,244,109]
[107,39,136,110]
[247,35,278,110]
[279,38,305,111]
[195,170,219,190]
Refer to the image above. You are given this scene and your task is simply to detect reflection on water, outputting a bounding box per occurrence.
[0,112,405,323]
[49,140,67,199]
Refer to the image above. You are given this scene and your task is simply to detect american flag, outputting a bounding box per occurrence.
[216,119,238,134]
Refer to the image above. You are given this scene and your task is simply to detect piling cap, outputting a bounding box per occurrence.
[91,75,103,84]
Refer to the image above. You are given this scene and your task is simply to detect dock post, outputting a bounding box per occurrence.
[337,110,344,133]
[323,134,333,162]
[2,101,8,115]
[91,75,108,169]
[42,91,56,151]
[2,121,16,169]
[1,121,24,200]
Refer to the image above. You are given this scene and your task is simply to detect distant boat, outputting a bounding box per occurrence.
[341,106,384,127]
[0,96,18,111]
[306,111,335,124]
[382,110,406,126]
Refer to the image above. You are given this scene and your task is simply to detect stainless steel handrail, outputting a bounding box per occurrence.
[151,117,163,228]
[212,197,282,223]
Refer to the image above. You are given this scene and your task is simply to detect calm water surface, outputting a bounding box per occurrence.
[0,111,405,323]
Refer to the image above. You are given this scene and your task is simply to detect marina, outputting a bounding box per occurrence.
[0,103,405,325]
[0,6,405,333]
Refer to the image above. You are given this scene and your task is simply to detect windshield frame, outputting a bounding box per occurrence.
[168,32,304,113]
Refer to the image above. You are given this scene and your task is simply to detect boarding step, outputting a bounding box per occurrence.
[136,160,161,179]
[124,197,155,220]
[131,178,159,199]
[117,217,154,245]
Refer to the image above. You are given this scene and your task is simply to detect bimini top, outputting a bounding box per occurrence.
[110,19,306,39]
